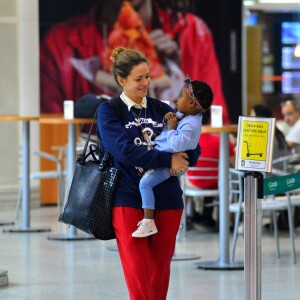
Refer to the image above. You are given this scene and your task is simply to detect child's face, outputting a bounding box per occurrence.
[176,87,194,114]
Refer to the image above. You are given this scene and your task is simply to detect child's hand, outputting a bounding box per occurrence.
[164,112,177,121]
[167,114,178,130]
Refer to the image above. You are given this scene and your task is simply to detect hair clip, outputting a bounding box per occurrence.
[184,74,207,112]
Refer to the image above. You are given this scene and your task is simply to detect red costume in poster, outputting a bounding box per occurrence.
[40,1,230,123]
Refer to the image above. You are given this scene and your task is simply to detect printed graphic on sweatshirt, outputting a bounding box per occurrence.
[125,117,163,176]
[125,117,163,129]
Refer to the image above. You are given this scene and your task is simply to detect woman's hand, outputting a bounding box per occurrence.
[170,152,188,175]
[95,70,120,90]
[149,29,180,64]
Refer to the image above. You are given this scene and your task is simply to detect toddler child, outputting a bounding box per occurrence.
[132,75,214,237]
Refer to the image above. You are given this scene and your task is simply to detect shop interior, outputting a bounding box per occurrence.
[0,1,300,299]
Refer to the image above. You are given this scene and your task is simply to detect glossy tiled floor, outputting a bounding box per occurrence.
[0,207,300,300]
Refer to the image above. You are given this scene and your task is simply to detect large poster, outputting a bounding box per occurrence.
[39,0,230,123]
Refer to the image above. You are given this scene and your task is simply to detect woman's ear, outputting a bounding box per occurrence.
[117,75,125,87]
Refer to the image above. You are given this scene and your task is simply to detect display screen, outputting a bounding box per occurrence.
[282,71,300,94]
[281,22,300,44]
[282,47,300,69]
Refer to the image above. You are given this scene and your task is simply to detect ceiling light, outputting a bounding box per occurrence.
[244,1,256,5]
[259,0,300,3]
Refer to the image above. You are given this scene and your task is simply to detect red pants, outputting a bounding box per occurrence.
[112,207,183,300]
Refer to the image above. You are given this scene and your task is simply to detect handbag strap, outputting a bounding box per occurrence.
[77,98,125,165]
[77,107,99,164]
[77,97,168,165]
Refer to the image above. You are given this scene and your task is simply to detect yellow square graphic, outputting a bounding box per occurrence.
[240,121,268,161]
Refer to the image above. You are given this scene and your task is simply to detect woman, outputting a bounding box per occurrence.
[97,47,200,300]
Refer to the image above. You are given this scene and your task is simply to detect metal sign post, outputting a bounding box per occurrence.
[244,172,263,300]
[235,116,275,300]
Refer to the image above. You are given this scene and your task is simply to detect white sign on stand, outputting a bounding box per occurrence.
[235,116,275,173]
[64,100,74,119]
[211,105,223,127]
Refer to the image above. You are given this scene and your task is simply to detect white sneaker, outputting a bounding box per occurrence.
[132,219,158,238]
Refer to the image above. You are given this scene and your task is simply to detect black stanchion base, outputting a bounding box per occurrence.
[195,260,244,270]
[3,227,51,233]
[172,254,201,261]
[0,270,8,287]
[47,233,95,241]
[0,221,14,226]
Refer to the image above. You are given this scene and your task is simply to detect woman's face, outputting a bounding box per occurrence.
[118,62,151,102]
[128,0,152,24]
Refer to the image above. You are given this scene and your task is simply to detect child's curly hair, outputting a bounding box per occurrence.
[192,81,214,111]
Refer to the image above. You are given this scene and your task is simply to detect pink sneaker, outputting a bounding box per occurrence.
[132,219,158,238]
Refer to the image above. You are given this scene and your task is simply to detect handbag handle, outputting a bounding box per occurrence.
[77,106,99,165]
[79,144,100,163]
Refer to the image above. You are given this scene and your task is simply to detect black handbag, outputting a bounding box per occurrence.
[74,94,110,118]
[58,107,119,240]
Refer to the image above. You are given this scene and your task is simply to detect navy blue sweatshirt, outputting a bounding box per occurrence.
[97,96,200,210]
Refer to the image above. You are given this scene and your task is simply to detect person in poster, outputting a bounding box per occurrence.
[40,0,230,123]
